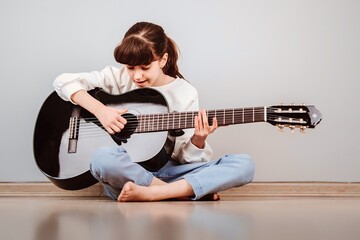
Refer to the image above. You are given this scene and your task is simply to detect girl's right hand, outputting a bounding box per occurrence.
[95,105,128,134]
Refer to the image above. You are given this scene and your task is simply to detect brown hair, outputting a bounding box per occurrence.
[114,22,184,79]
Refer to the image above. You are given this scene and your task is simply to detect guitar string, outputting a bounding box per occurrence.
[77,108,269,123]
[71,114,296,137]
[76,113,267,130]
[74,111,295,125]
[73,110,292,127]
[75,121,302,138]
[76,112,292,129]
[72,107,299,124]
[76,111,269,130]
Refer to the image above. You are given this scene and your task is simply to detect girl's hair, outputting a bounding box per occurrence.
[114,22,184,79]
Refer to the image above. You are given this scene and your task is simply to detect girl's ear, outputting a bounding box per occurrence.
[159,53,168,68]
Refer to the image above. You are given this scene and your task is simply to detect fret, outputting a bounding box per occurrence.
[207,110,212,125]
[154,114,157,131]
[225,109,233,125]
[162,113,165,131]
[138,115,142,132]
[172,113,176,129]
[179,112,185,129]
[155,113,158,131]
[218,110,221,125]
[242,108,244,123]
[144,114,147,131]
[151,114,154,131]
[140,114,144,132]
[157,113,160,131]
[189,111,194,128]
[256,107,265,122]
[223,109,226,125]
[232,108,235,124]
[245,108,253,123]
[192,112,194,128]
[167,113,169,130]
[149,114,152,131]
[147,114,150,131]
[253,107,255,122]
[264,106,267,122]
[170,112,174,130]
[184,112,187,129]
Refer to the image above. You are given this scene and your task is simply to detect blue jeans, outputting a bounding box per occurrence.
[90,146,255,200]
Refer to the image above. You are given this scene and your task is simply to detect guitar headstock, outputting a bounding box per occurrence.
[267,104,322,132]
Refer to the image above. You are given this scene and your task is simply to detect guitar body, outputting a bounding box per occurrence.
[33,88,173,190]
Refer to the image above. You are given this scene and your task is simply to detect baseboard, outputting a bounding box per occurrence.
[0,182,103,197]
[1,182,359,198]
[221,182,360,198]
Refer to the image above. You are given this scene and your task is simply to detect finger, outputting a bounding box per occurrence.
[117,116,127,125]
[197,112,204,131]
[194,115,199,130]
[116,108,128,124]
[210,117,218,132]
[209,117,217,127]
[117,108,128,114]
[111,124,121,133]
[200,110,209,127]
[106,127,115,135]
[199,110,207,129]
[114,121,124,130]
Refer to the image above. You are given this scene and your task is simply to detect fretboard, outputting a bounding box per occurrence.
[134,107,266,133]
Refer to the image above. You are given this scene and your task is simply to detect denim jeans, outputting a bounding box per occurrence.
[90,146,255,200]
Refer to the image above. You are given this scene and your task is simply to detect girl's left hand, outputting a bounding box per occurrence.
[191,109,218,149]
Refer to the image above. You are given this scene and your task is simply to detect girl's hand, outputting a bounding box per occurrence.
[95,106,128,134]
[191,109,218,148]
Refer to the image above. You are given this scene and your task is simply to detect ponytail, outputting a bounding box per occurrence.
[163,37,184,79]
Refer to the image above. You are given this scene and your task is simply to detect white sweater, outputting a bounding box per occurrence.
[53,65,213,164]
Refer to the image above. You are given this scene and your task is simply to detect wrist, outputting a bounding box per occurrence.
[191,136,206,149]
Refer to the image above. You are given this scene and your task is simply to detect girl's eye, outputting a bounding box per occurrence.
[141,64,151,70]
[126,66,134,70]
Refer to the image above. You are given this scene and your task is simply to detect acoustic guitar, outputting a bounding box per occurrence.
[33,88,322,190]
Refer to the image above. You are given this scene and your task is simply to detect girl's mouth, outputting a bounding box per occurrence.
[134,80,147,87]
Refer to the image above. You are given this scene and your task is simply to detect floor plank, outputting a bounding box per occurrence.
[0,196,359,240]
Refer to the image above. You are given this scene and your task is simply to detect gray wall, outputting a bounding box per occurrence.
[0,0,359,182]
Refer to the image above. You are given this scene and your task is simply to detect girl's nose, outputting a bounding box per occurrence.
[133,70,142,80]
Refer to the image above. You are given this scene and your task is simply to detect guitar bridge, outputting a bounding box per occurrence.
[68,114,80,153]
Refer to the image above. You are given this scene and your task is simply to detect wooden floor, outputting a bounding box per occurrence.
[0,196,359,240]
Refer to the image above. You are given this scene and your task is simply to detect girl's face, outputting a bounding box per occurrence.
[126,54,169,88]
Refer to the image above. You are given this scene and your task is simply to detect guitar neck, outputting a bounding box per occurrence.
[134,107,266,133]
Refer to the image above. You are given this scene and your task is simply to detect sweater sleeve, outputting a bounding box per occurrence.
[174,130,214,164]
[53,66,127,104]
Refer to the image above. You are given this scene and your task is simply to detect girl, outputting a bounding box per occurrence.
[53,21,254,202]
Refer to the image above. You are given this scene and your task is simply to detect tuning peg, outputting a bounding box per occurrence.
[289,125,296,133]
[277,124,285,132]
[299,126,307,133]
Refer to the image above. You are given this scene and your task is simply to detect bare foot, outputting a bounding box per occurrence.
[198,193,221,201]
[118,182,157,202]
[118,179,199,202]
[213,193,221,201]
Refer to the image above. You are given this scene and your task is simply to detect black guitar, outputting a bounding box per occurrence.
[33,88,322,190]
